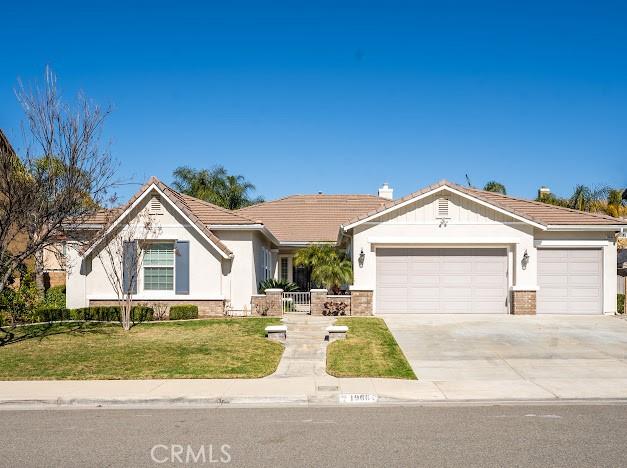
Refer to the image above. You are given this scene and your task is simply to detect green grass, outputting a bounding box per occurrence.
[326,317,416,379]
[0,318,283,380]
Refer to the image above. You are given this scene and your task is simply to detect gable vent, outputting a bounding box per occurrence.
[437,198,449,217]
[148,195,163,215]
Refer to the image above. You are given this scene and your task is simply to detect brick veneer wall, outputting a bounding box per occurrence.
[349,290,373,316]
[310,289,327,315]
[310,290,352,315]
[511,290,537,315]
[88,299,225,317]
[44,271,66,289]
[250,289,283,316]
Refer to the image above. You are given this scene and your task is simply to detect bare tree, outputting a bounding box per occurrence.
[0,68,116,295]
[96,210,161,331]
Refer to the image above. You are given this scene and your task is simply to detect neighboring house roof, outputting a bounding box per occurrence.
[238,194,388,243]
[344,180,627,230]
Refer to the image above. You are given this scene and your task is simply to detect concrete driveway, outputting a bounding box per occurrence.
[383,314,627,400]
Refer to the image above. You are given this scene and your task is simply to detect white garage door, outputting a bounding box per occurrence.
[537,249,603,314]
[376,248,508,314]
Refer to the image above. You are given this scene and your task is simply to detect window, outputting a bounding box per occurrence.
[143,243,174,290]
[280,257,289,281]
[263,248,271,280]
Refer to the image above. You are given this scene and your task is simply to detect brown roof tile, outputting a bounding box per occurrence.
[345,180,627,228]
[238,194,388,243]
[84,177,236,257]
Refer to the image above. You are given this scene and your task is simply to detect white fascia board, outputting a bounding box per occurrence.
[546,225,626,231]
[534,239,611,248]
[367,236,521,246]
[83,184,231,259]
[343,185,547,231]
[279,241,336,247]
[209,224,281,246]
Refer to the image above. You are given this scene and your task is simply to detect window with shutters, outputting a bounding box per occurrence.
[437,198,449,218]
[143,242,174,290]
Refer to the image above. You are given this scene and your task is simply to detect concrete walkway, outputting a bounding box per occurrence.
[270,314,333,378]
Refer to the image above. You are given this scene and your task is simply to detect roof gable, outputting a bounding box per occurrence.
[343,180,627,230]
[83,177,234,258]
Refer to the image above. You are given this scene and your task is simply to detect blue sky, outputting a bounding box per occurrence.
[1,1,626,203]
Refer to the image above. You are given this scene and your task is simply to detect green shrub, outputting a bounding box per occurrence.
[33,308,72,322]
[70,306,154,322]
[619,294,625,314]
[258,278,299,293]
[131,306,154,322]
[169,305,199,320]
[41,286,66,309]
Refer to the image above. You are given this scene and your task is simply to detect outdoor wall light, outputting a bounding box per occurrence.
[521,249,530,270]
[358,248,366,268]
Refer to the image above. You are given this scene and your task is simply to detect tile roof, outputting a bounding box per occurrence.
[84,177,236,257]
[237,194,388,243]
[345,180,627,228]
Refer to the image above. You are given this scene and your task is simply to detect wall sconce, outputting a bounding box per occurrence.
[358,248,365,268]
[521,249,530,270]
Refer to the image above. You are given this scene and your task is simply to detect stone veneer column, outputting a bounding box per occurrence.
[264,289,284,316]
[310,289,328,315]
[350,289,373,316]
[511,290,537,315]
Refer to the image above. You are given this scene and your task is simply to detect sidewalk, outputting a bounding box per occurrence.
[3,375,627,408]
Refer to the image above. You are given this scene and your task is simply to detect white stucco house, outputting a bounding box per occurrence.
[65,177,627,316]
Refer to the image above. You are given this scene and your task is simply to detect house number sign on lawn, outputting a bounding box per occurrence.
[339,393,378,404]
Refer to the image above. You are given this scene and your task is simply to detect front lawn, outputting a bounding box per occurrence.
[0,318,283,380]
[326,317,416,379]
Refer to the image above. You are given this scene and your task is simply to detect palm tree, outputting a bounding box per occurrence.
[568,185,608,212]
[483,181,507,195]
[219,174,264,210]
[293,244,352,294]
[172,165,263,209]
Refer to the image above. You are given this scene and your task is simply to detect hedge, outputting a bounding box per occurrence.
[169,305,199,320]
[32,306,154,323]
[619,294,625,314]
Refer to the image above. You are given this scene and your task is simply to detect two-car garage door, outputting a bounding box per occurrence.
[376,248,508,314]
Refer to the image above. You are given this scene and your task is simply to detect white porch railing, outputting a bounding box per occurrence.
[282,292,311,314]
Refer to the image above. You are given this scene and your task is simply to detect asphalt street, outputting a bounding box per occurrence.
[1,404,626,467]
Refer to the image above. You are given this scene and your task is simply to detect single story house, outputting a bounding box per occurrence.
[65,177,626,315]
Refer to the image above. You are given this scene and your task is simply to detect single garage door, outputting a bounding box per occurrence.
[376,248,508,314]
[537,248,603,314]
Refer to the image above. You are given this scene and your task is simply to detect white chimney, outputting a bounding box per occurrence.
[378,182,394,200]
[538,186,551,198]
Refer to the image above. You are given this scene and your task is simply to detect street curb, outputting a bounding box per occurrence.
[3,395,627,410]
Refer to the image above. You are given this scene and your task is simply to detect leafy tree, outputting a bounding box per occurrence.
[293,244,352,294]
[172,166,263,209]
[483,181,507,195]
[602,189,626,218]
